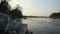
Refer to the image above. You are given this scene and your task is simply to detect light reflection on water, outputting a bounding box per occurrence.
[22,18,60,34]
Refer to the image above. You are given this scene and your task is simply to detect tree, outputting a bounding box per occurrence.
[11,8,23,18]
[0,0,23,19]
[0,0,11,13]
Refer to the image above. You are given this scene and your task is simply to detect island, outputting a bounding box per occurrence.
[50,13,60,19]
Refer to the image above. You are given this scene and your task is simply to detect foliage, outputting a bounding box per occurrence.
[0,0,23,19]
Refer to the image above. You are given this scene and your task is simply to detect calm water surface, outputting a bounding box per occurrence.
[22,18,60,34]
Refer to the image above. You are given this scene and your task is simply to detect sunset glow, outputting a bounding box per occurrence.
[8,0,60,16]
[8,0,20,9]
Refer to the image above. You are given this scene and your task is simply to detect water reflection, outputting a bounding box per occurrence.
[22,18,60,34]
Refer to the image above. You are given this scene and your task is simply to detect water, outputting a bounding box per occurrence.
[22,18,60,34]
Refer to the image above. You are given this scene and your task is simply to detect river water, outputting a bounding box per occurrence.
[22,18,60,34]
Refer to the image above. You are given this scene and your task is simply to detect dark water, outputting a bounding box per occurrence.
[22,18,60,34]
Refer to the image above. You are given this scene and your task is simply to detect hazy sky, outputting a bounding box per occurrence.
[1,0,60,16]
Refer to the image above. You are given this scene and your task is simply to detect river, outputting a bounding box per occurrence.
[22,18,60,34]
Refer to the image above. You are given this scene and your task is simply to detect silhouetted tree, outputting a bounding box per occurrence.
[0,0,23,19]
[0,0,11,13]
[11,8,23,18]
[8,8,23,19]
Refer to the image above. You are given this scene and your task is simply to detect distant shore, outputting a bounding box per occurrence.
[49,13,60,19]
[23,16,49,18]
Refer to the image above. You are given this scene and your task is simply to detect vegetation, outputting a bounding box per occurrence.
[0,0,23,19]
[8,8,23,19]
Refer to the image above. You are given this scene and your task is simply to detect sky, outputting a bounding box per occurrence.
[0,0,60,16]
